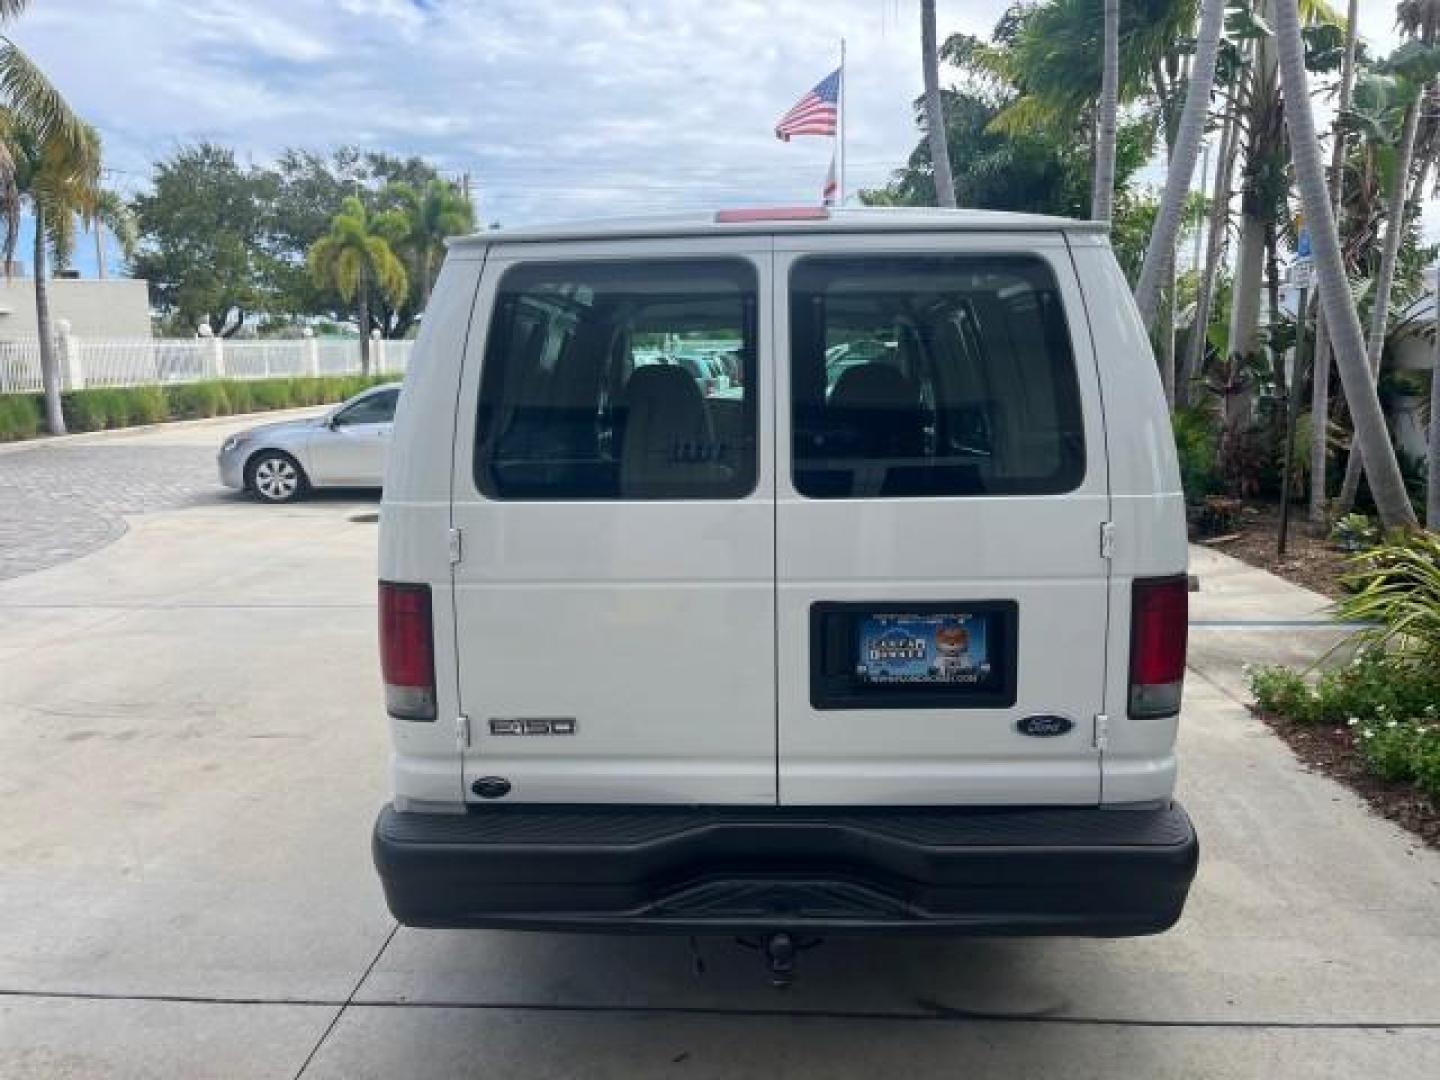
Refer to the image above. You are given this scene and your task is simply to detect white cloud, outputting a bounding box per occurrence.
[18,0,1417,243]
[15,0,1014,226]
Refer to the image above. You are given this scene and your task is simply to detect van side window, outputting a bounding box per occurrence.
[475,259,758,500]
[790,256,1085,499]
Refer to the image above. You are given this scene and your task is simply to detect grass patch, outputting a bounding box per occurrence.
[1,375,393,440]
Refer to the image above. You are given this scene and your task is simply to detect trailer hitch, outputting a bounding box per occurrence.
[737,932,822,988]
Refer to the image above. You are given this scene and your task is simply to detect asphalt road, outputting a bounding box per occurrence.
[1,417,1437,1078]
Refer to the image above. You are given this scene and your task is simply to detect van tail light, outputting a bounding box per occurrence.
[1129,575,1188,718]
[380,581,436,720]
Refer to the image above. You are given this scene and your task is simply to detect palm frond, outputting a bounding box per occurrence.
[986,94,1062,137]
[0,1,32,22]
[45,191,75,268]
[95,189,138,259]
[365,235,408,307]
[0,38,87,154]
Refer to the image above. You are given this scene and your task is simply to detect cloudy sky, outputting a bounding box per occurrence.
[13,0,1411,271]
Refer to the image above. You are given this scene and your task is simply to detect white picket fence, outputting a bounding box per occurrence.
[0,334,414,394]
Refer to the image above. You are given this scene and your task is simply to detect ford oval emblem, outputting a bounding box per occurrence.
[1017,714,1074,738]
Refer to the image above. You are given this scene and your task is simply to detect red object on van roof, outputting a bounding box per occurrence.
[715,207,830,223]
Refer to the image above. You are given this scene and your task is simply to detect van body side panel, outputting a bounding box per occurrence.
[379,252,486,808]
[774,232,1108,805]
[449,238,778,805]
[1069,240,1188,804]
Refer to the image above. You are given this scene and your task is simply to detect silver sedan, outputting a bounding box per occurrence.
[218,383,401,503]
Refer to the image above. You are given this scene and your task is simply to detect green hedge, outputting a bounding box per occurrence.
[0,375,393,442]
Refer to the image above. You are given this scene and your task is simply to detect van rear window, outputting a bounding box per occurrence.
[789,255,1085,499]
[475,259,758,500]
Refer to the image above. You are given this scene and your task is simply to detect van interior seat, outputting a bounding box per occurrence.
[827,362,924,460]
[620,363,721,498]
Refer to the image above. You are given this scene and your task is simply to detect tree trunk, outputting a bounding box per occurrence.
[1264,220,1286,401]
[1427,308,1440,528]
[1335,87,1426,514]
[33,205,65,436]
[1309,0,1360,526]
[1226,11,1277,433]
[1161,274,1178,407]
[1134,0,1226,326]
[1225,214,1266,426]
[1092,0,1120,223]
[1182,107,1239,409]
[358,280,371,377]
[921,0,956,209]
[1308,312,1334,522]
[1275,0,1416,530]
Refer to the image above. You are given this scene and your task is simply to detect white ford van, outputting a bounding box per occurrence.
[373,207,1197,957]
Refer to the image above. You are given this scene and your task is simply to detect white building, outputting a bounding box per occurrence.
[1386,294,1436,466]
[0,276,151,342]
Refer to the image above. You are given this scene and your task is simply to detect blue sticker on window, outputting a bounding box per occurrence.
[856,613,992,686]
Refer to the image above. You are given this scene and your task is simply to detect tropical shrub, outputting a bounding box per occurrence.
[1329,513,1379,553]
[0,394,41,441]
[168,381,231,419]
[1172,405,1222,503]
[1251,535,1440,802]
[1337,533,1440,667]
[61,390,114,431]
[130,386,169,424]
[1250,654,1440,799]
[249,380,294,410]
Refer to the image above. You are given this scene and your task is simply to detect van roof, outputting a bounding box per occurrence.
[451,207,1105,247]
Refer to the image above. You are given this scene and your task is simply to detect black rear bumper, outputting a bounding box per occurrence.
[373,801,1198,937]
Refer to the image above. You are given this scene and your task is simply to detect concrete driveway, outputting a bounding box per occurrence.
[1,418,1437,1078]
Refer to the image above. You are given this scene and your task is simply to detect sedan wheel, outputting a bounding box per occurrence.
[249,452,306,504]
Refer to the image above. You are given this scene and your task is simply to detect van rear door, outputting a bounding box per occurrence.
[449,240,777,804]
[774,232,1109,805]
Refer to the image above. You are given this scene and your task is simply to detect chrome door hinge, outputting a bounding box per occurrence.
[448,527,464,565]
[1093,713,1110,752]
[1099,521,1115,560]
[455,715,471,749]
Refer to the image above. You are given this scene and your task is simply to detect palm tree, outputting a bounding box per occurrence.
[90,189,137,279]
[2,122,100,436]
[1181,101,1240,409]
[1224,1,1281,436]
[1274,0,1417,530]
[382,179,473,311]
[921,0,957,207]
[307,196,408,375]
[1335,0,1440,515]
[1427,302,1440,528]
[1133,0,1226,329]
[1309,0,1360,526]
[1093,0,1120,222]
[0,0,100,435]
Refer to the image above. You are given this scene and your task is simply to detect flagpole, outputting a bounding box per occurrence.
[838,38,847,205]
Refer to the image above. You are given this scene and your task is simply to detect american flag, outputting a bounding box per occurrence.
[775,68,841,141]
